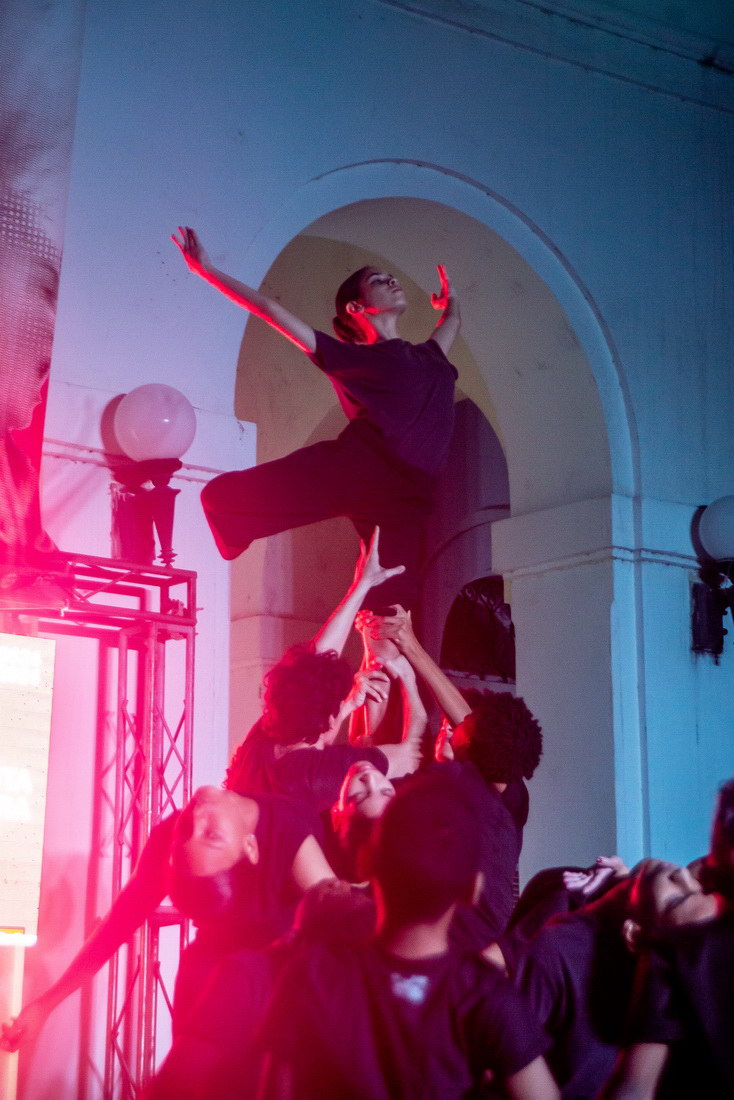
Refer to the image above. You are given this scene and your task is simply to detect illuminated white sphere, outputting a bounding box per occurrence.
[114,384,196,462]
[699,496,734,562]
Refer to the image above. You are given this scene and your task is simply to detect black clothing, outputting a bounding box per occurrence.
[432,761,528,951]
[626,912,734,1098]
[172,792,317,1029]
[201,334,458,610]
[259,939,547,1099]
[309,332,458,477]
[227,717,389,814]
[512,908,635,1099]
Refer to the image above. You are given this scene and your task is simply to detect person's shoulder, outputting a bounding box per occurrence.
[423,338,459,373]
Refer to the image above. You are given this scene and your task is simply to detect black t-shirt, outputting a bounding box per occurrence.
[626,912,734,1098]
[150,793,319,1031]
[258,939,547,1098]
[229,718,389,814]
[429,761,527,951]
[512,909,635,1099]
[309,331,458,477]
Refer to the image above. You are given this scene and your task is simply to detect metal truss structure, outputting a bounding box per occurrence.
[1,553,196,1097]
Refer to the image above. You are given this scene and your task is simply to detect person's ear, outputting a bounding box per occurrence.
[622,917,641,952]
[346,300,363,315]
[243,832,259,865]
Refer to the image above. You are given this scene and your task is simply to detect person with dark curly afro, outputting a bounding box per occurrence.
[356,604,544,950]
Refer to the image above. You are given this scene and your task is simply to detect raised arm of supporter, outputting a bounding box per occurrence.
[598,1043,669,1100]
[348,610,403,746]
[290,834,337,893]
[372,658,425,780]
[429,264,461,356]
[364,605,471,727]
[0,816,173,1052]
[312,528,405,657]
[171,226,317,354]
[384,653,428,748]
[505,1056,561,1100]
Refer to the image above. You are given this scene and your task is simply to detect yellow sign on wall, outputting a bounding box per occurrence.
[0,633,56,946]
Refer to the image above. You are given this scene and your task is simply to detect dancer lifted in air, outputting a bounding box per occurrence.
[171,227,461,609]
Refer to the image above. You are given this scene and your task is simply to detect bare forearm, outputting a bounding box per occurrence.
[198,264,315,353]
[397,671,428,745]
[401,638,470,726]
[33,879,163,1012]
[313,577,373,656]
[430,298,461,355]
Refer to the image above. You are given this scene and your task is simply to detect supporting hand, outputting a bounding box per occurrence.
[361,604,417,659]
[340,668,391,721]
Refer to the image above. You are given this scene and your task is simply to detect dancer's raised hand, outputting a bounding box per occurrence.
[431,264,453,311]
[353,527,405,593]
[171,225,211,275]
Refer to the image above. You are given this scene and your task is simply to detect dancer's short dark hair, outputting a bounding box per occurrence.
[261,644,354,747]
[169,807,253,924]
[368,773,480,924]
[458,692,543,783]
[333,266,371,343]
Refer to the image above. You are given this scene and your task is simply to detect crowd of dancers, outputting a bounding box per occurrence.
[2,234,732,1097]
[3,535,733,1097]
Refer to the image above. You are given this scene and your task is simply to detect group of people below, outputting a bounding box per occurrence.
[2,533,733,1099]
[2,233,733,1097]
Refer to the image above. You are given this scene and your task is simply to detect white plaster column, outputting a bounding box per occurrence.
[493,495,639,877]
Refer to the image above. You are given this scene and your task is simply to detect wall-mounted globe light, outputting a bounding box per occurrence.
[113,384,197,463]
[110,385,196,568]
[692,496,734,662]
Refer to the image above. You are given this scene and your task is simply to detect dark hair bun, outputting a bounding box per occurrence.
[332,314,360,343]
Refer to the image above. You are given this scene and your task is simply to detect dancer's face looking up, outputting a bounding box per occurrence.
[337,761,396,824]
[178,787,259,878]
[631,860,717,934]
[349,269,407,316]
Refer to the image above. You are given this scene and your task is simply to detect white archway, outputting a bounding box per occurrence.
[229,162,647,873]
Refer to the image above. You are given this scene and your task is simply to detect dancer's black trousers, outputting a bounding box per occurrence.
[201,423,435,610]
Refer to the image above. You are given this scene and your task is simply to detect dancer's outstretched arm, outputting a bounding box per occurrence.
[429,264,461,355]
[172,226,317,353]
[0,818,174,1052]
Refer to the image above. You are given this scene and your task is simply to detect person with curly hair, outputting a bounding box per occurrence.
[225,531,423,814]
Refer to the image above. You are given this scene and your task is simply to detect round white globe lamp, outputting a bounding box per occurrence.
[111,385,197,567]
[698,496,734,563]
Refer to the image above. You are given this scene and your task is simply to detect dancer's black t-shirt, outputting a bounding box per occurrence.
[512,908,635,1099]
[228,718,389,814]
[258,939,547,1098]
[626,912,734,1098]
[309,332,458,477]
[427,761,527,950]
[191,793,318,952]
